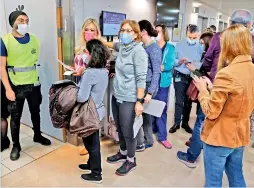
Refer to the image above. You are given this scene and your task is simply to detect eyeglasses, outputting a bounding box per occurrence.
[120,29,134,33]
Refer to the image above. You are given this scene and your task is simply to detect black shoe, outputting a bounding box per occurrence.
[107,152,127,164]
[10,145,21,161]
[182,124,193,134]
[169,124,180,133]
[78,164,91,173]
[33,135,51,146]
[1,137,10,152]
[81,173,102,184]
[116,159,137,176]
[136,144,145,152]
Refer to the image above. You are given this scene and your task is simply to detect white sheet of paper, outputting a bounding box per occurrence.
[143,99,166,117]
[63,71,74,76]
[57,59,74,71]
[133,116,143,138]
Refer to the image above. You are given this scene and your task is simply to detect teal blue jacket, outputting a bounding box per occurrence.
[160,42,175,88]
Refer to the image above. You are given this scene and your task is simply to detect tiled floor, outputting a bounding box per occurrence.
[1,124,65,177]
[1,111,254,187]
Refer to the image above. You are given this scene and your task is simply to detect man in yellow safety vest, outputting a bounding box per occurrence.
[1,10,51,161]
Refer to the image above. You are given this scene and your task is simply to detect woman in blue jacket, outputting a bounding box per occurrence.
[153,24,175,149]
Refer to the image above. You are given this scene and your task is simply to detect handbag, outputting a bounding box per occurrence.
[186,80,199,102]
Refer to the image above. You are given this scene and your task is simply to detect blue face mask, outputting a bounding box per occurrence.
[120,33,133,45]
[200,44,205,51]
[187,37,197,45]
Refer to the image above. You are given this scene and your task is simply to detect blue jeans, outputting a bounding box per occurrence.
[187,106,205,161]
[152,87,169,141]
[203,143,246,187]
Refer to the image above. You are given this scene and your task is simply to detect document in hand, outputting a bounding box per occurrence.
[57,59,74,71]
[143,99,166,117]
[63,71,74,76]
[133,115,143,138]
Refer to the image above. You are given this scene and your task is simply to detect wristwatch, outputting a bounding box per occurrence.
[137,98,144,104]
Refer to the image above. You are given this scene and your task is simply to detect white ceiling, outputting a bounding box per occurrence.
[197,0,254,17]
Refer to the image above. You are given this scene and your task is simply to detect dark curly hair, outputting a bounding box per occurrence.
[138,20,158,37]
[86,39,110,68]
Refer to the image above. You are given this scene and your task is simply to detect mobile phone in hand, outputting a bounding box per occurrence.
[191,71,202,79]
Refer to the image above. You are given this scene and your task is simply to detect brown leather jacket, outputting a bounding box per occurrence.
[70,97,100,138]
[49,80,100,137]
[199,55,254,148]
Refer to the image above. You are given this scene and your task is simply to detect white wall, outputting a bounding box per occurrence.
[74,0,156,43]
[184,0,229,32]
[1,0,63,140]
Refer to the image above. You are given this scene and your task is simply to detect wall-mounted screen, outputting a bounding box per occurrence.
[101,11,126,36]
[156,0,180,27]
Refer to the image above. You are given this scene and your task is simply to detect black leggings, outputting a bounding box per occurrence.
[112,96,136,158]
[1,118,10,151]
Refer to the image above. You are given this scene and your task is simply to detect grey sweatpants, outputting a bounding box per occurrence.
[136,113,154,146]
[112,96,137,158]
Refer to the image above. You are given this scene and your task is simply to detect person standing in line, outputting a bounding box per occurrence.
[1,10,51,161]
[103,20,148,176]
[169,24,203,134]
[151,24,175,149]
[209,25,217,33]
[194,24,254,187]
[77,39,110,184]
[135,20,162,152]
[184,31,214,148]
[202,9,254,149]
[71,18,101,156]
[202,10,254,82]
[176,31,214,168]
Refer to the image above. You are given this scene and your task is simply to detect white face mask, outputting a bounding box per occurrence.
[155,33,162,41]
[17,24,29,35]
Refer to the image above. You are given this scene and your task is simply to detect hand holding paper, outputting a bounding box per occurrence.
[143,99,166,117]
[57,59,74,71]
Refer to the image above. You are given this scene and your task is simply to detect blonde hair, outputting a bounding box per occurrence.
[118,20,142,42]
[217,24,252,72]
[76,18,101,55]
[155,24,170,41]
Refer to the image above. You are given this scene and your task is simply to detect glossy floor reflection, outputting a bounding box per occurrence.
[1,112,254,187]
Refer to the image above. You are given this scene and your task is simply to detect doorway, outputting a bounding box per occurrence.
[198,16,208,32]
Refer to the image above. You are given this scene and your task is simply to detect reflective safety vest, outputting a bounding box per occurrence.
[2,33,40,86]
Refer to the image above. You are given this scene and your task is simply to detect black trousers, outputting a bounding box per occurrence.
[173,72,192,125]
[82,130,102,175]
[9,85,42,147]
